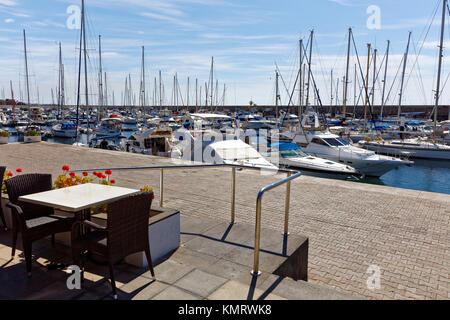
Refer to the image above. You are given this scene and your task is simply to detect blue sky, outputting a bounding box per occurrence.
[0,0,449,107]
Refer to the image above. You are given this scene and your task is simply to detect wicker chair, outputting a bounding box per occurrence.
[0,166,7,230]
[71,192,155,299]
[5,173,75,276]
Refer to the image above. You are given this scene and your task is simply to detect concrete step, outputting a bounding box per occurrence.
[164,215,361,300]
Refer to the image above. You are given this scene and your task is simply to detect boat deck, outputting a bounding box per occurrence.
[0,142,449,300]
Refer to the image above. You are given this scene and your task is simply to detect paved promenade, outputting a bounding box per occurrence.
[1,142,449,300]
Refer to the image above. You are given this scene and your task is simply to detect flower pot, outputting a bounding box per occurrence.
[24,135,41,143]
[0,136,8,144]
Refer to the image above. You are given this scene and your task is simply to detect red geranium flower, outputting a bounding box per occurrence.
[69,172,76,177]
[101,174,106,179]
[96,172,103,178]
[16,168,22,173]
[82,172,88,176]
[110,179,116,184]
[105,169,112,175]
[7,172,13,177]
[62,165,70,171]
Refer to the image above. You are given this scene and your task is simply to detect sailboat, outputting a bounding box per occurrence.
[52,42,77,138]
[361,0,450,161]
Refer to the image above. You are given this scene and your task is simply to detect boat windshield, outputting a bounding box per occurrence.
[336,137,349,146]
[323,138,347,147]
[280,148,308,158]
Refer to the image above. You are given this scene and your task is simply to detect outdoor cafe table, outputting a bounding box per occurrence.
[17,183,141,267]
[18,183,140,214]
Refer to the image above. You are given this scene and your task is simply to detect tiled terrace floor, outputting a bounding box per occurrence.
[0,215,357,300]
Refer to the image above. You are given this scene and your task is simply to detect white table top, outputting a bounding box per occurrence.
[18,183,140,212]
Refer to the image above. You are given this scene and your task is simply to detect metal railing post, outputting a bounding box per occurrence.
[160,168,164,207]
[284,172,292,235]
[231,167,236,224]
[252,197,263,276]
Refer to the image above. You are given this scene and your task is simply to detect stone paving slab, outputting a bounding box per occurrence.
[1,142,449,300]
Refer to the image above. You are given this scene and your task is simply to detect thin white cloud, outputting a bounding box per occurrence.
[141,12,201,30]
[382,17,441,31]
[202,33,298,41]
[4,18,14,23]
[0,0,18,6]
[328,0,352,7]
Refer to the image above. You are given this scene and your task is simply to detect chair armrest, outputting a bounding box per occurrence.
[6,202,26,230]
[6,202,24,215]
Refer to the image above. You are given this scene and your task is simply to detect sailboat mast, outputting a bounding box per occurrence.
[82,0,90,141]
[398,31,412,121]
[104,72,108,107]
[298,39,303,117]
[75,0,84,138]
[305,30,314,110]
[23,29,30,109]
[210,57,214,109]
[343,28,352,118]
[61,64,65,111]
[153,77,157,107]
[434,0,447,135]
[159,70,162,110]
[363,43,371,132]
[140,46,146,108]
[275,70,280,117]
[380,40,390,119]
[10,80,15,120]
[196,78,198,112]
[187,77,190,109]
[354,64,357,108]
[371,48,377,107]
[57,42,62,116]
[98,35,103,121]
[330,69,333,107]
[83,2,88,108]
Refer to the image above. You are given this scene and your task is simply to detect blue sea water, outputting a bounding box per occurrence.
[360,159,450,195]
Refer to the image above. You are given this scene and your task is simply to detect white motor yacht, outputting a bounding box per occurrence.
[265,142,360,176]
[302,132,411,177]
[204,139,278,170]
[174,129,278,170]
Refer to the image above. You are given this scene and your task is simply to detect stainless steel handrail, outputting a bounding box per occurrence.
[74,163,301,275]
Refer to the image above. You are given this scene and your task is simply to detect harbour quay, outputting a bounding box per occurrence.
[0,142,449,300]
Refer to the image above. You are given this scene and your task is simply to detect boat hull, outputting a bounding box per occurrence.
[363,142,450,160]
[305,151,406,177]
[52,129,77,138]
